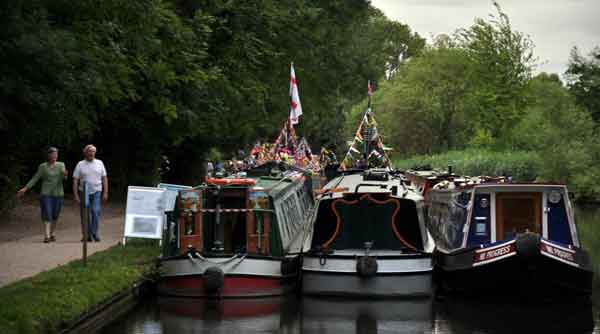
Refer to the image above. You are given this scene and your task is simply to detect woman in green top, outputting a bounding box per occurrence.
[17,147,68,243]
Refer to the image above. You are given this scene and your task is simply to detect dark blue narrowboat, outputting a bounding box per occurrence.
[420,179,593,298]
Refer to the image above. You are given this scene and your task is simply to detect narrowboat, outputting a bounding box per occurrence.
[157,162,314,298]
[424,178,593,297]
[301,169,435,297]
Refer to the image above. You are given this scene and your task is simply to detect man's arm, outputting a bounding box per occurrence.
[102,176,108,201]
[72,162,80,203]
[73,177,80,203]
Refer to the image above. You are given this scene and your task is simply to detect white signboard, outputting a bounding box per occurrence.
[124,186,166,240]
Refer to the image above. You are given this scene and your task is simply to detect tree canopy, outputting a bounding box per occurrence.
[0,0,424,208]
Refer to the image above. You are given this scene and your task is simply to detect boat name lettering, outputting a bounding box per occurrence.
[475,244,514,262]
[542,244,575,263]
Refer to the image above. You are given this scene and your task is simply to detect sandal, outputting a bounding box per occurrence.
[43,237,50,243]
[49,236,56,242]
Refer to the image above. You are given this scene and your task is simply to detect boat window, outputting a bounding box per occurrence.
[273,179,314,248]
[495,192,541,240]
[467,193,490,247]
[311,194,423,251]
[426,191,471,250]
[202,188,247,253]
[310,199,338,248]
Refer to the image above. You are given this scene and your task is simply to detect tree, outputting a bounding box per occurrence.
[514,73,600,197]
[457,2,536,141]
[566,46,600,123]
[345,44,473,156]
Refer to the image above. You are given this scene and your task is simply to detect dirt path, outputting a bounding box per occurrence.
[0,195,127,287]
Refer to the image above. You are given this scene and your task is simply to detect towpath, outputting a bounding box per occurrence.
[0,195,126,287]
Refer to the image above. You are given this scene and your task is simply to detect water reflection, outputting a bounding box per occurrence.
[159,297,284,334]
[435,298,595,334]
[299,297,434,333]
[100,295,596,334]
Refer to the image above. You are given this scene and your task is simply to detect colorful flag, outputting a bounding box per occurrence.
[289,63,303,125]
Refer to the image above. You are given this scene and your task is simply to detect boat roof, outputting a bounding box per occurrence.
[431,181,568,193]
[321,172,423,202]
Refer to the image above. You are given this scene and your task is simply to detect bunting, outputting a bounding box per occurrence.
[339,81,391,171]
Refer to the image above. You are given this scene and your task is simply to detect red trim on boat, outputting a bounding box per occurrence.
[159,275,288,298]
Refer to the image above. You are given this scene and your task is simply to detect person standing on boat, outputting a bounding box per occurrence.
[73,144,108,242]
[17,147,68,243]
[206,160,214,177]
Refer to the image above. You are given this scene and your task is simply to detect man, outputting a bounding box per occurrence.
[73,144,108,242]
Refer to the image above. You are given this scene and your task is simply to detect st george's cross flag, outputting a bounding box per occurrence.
[289,63,303,125]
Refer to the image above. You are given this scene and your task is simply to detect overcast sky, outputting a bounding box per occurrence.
[371,0,600,75]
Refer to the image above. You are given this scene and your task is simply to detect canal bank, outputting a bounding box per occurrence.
[0,240,158,334]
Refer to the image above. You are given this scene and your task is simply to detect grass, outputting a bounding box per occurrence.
[0,240,159,334]
[393,149,539,181]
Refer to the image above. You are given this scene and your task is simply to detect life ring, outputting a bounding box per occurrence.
[205,177,257,186]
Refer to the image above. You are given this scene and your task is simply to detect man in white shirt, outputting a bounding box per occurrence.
[73,144,108,242]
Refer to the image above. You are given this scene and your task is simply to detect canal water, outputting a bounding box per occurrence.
[100,206,600,334]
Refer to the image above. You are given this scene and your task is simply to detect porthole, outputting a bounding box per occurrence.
[549,190,562,204]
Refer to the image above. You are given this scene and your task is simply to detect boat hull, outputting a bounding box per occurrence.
[158,255,299,298]
[302,253,433,297]
[435,237,593,298]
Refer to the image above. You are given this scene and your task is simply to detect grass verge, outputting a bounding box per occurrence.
[0,240,159,334]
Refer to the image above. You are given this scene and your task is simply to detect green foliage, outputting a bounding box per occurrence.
[0,240,158,334]
[0,0,425,207]
[468,128,495,149]
[511,73,600,199]
[457,2,535,140]
[566,47,600,122]
[394,149,539,181]
[346,45,473,156]
[574,206,600,301]
[345,4,600,200]
[207,148,223,162]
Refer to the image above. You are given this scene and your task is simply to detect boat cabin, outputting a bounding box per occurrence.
[163,171,313,258]
[307,171,433,253]
[426,183,580,251]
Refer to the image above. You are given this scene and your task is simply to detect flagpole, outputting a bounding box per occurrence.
[364,80,372,162]
[367,80,372,109]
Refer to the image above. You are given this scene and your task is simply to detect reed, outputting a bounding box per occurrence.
[575,206,600,308]
[393,149,538,181]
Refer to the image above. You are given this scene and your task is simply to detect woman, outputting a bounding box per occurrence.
[17,147,68,243]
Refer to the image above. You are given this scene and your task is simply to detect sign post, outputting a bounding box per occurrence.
[82,182,90,266]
